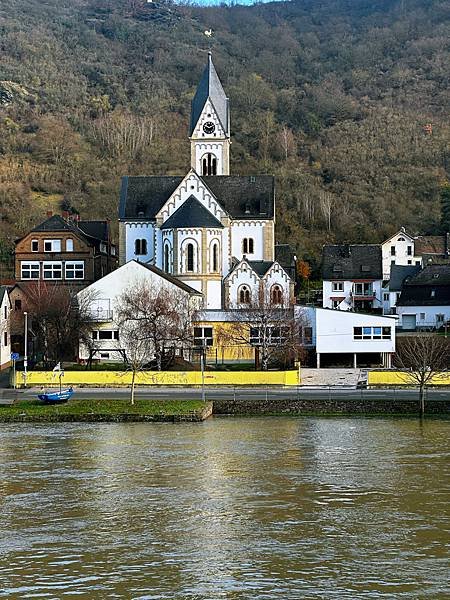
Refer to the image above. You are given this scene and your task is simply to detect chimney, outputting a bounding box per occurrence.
[46,210,53,218]
[62,210,69,220]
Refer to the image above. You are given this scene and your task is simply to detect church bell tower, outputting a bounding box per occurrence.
[190,53,230,176]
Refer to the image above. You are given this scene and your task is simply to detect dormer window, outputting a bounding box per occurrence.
[431,289,436,298]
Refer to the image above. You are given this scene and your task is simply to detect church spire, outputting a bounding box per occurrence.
[190,52,230,138]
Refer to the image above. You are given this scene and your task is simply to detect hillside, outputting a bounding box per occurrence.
[0,0,449,274]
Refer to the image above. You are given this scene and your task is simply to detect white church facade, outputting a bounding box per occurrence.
[119,53,294,310]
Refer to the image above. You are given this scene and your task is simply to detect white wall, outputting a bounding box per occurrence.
[315,308,396,354]
[231,221,265,261]
[206,280,222,309]
[397,305,450,328]
[125,222,154,264]
[382,233,421,279]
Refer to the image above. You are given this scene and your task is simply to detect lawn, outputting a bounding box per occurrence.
[0,399,210,422]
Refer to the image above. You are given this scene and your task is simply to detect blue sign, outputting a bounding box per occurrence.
[11,353,19,361]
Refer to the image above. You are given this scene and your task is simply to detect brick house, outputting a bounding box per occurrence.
[15,214,117,287]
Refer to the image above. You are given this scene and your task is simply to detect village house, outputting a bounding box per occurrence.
[396,264,450,330]
[14,213,117,288]
[0,287,11,370]
[322,244,383,312]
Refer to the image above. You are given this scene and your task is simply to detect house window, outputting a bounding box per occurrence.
[44,239,61,252]
[3,332,7,346]
[420,313,425,320]
[436,314,444,324]
[332,282,344,292]
[187,243,194,272]
[407,260,412,265]
[250,326,289,346]
[430,289,436,298]
[43,262,62,280]
[92,330,119,341]
[398,237,405,242]
[14,299,22,311]
[31,240,39,252]
[164,243,170,272]
[353,326,391,340]
[242,238,254,255]
[100,353,110,359]
[193,327,213,347]
[135,239,147,256]
[415,260,420,266]
[4,305,7,319]
[238,285,251,304]
[407,246,412,256]
[271,285,283,305]
[390,246,396,256]
[304,327,313,345]
[21,262,40,280]
[100,242,107,254]
[383,293,389,301]
[66,238,73,252]
[111,246,116,256]
[65,261,84,280]
[391,259,395,265]
[201,153,217,176]
[396,292,401,302]
[332,300,341,309]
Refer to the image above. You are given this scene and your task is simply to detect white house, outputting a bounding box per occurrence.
[118,53,293,310]
[322,244,383,311]
[381,228,421,280]
[0,287,11,370]
[76,260,202,363]
[396,264,450,330]
[296,306,396,368]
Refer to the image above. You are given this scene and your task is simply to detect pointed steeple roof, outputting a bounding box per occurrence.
[161,196,224,229]
[190,52,229,137]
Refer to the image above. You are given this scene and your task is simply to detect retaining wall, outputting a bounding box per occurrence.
[368,371,450,386]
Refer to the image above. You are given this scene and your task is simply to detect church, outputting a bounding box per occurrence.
[118,53,293,310]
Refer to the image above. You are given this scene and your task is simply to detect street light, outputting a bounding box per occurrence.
[23,311,28,388]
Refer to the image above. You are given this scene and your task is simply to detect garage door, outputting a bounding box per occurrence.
[402,314,417,330]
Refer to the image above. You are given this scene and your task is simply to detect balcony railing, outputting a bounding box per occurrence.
[89,310,113,322]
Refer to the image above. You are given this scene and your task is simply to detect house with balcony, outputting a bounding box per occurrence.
[322,244,383,312]
[14,213,117,289]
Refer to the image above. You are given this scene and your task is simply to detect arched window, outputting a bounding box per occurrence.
[164,243,170,272]
[135,239,147,256]
[239,285,251,304]
[202,154,217,176]
[212,242,219,272]
[271,285,283,305]
[187,243,194,272]
[242,238,254,255]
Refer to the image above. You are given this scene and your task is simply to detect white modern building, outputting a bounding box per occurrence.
[296,306,396,368]
[0,287,11,370]
[118,53,293,310]
[76,260,202,362]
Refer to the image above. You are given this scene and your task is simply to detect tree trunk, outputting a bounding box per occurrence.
[419,384,425,417]
[130,369,136,406]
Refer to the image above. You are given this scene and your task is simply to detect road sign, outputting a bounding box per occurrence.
[11,353,19,361]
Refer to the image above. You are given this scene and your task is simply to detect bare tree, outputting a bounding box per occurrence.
[395,334,449,416]
[92,110,157,161]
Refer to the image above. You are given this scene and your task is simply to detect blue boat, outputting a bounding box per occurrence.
[38,387,74,404]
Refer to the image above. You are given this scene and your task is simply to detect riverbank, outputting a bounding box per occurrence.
[0,399,212,423]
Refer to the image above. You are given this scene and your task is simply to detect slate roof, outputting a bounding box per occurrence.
[138,261,203,296]
[414,235,448,256]
[247,260,275,277]
[161,196,223,230]
[275,244,296,268]
[190,53,229,136]
[322,244,382,280]
[119,175,275,220]
[397,265,450,306]
[388,264,421,291]
[30,214,109,244]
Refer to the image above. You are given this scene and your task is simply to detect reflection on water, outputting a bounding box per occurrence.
[0,418,448,599]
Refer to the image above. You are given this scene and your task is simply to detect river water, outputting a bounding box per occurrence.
[0,418,448,599]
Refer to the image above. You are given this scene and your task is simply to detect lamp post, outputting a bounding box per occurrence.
[23,311,28,388]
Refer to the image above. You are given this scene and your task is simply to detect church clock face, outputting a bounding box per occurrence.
[203,121,216,135]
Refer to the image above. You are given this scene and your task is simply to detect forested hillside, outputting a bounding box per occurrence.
[0,0,449,274]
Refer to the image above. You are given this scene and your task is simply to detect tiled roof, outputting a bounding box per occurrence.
[161,196,223,230]
[322,244,382,280]
[119,175,275,220]
[414,235,447,256]
[190,53,229,136]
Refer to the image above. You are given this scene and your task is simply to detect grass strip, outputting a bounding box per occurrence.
[0,399,210,422]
